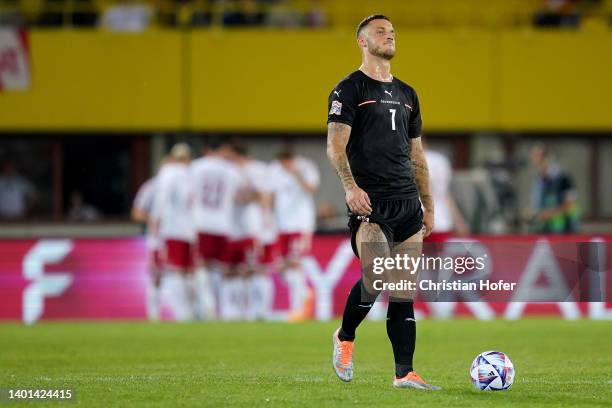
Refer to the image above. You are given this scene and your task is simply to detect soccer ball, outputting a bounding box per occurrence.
[470,350,514,391]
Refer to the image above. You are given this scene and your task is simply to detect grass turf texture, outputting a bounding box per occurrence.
[0,319,611,407]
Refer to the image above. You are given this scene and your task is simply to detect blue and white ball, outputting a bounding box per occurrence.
[470,350,515,391]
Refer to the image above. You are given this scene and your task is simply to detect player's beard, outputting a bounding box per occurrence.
[368,42,395,60]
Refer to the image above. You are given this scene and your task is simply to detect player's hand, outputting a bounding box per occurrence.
[346,186,372,216]
[422,209,434,237]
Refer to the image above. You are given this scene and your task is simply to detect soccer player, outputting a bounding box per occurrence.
[257,177,280,318]
[190,140,244,320]
[268,147,319,321]
[151,143,196,321]
[132,164,163,321]
[425,146,469,242]
[232,142,275,320]
[326,15,440,390]
[216,142,260,320]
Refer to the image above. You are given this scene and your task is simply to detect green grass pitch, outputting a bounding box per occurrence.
[1,319,611,407]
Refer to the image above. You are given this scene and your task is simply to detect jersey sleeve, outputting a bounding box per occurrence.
[133,180,153,213]
[256,165,272,193]
[327,78,358,127]
[266,163,281,193]
[150,172,167,220]
[301,159,320,188]
[253,163,271,193]
[189,164,201,205]
[408,88,423,138]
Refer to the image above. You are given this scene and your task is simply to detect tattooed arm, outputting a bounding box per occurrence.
[326,122,372,215]
[410,136,434,236]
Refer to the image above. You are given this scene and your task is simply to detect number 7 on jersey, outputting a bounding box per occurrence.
[389,109,396,131]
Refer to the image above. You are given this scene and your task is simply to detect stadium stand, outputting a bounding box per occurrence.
[2,0,612,28]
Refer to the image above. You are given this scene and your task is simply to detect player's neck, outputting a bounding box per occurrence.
[359,58,392,83]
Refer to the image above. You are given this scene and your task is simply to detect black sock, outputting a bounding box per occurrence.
[338,280,377,342]
[386,300,416,378]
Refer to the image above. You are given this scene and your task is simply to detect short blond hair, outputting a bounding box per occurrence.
[356,14,391,37]
[170,143,192,161]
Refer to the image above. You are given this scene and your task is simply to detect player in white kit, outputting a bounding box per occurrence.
[151,143,196,321]
[190,141,244,320]
[132,173,162,321]
[268,147,320,321]
[231,142,275,320]
[424,148,469,242]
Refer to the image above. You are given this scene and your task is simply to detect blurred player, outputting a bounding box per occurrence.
[131,159,166,321]
[257,183,280,318]
[268,146,319,321]
[326,15,440,389]
[217,142,257,321]
[425,147,469,242]
[232,142,274,320]
[190,140,243,320]
[151,143,196,321]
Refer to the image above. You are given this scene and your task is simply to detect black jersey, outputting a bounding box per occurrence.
[327,70,422,201]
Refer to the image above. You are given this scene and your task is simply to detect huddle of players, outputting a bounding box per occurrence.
[131,140,320,321]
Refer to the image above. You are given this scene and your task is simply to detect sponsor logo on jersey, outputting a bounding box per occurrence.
[380,99,400,105]
[384,90,393,97]
[329,100,342,115]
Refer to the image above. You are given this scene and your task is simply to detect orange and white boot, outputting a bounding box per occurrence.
[332,328,354,382]
[393,371,441,390]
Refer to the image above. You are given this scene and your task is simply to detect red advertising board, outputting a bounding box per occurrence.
[0,235,611,323]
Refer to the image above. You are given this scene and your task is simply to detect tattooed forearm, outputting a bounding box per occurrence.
[327,122,357,192]
[410,137,433,212]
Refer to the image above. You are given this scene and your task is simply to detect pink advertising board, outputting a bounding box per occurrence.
[1,235,611,323]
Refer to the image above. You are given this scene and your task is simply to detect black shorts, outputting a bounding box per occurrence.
[348,198,423,258]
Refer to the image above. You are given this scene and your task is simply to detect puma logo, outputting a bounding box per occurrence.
[384,90,393,97]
